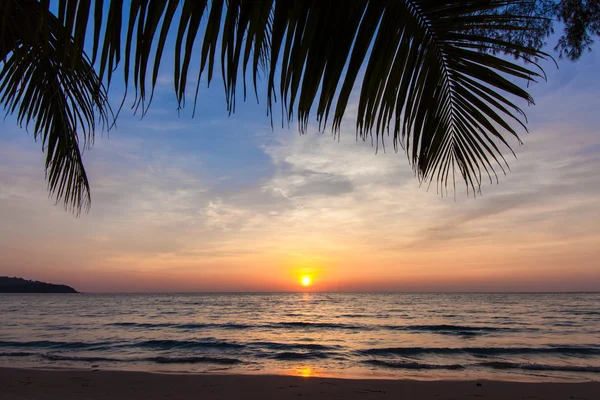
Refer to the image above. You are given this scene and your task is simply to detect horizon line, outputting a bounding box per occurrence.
[61,290,600,295]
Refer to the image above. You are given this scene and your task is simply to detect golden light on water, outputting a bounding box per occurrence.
[301,275,312,287]
[295,366,315,377]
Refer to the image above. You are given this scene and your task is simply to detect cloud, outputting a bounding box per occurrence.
[407,121,600,246]
[0,52,599,291]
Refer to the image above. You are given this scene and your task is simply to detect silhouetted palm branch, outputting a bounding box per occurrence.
[0,0,110,213]
[0,0,548,212]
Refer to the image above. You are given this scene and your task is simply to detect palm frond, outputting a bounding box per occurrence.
[0,0,110,213]
[2,0,549,212]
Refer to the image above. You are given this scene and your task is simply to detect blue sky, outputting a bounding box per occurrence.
[0,10,599,292]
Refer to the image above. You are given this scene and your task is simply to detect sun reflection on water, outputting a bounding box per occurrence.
[294,366,315,377]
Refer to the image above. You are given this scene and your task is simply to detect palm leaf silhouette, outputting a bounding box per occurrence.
[0,0,110,213]
[0,0,547,212]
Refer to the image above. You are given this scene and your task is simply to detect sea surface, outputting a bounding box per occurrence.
[1,293,599,381]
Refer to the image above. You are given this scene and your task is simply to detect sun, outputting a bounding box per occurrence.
[301,275,312,287]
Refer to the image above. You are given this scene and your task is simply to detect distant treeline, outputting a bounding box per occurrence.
[0,276,78,293]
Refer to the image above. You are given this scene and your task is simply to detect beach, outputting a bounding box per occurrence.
[2,367,599,399]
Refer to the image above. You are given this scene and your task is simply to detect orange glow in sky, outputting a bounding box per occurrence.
[1,51,599,294]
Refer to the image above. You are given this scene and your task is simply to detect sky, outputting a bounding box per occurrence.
[1,18,599,292]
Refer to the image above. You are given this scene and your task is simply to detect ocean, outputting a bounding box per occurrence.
[1,292,599,381]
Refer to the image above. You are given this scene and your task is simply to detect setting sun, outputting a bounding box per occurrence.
[301,276,312,287]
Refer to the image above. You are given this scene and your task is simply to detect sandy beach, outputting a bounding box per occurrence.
[1,367,598,400]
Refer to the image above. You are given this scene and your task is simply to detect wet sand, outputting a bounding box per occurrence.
[1,367,598,399]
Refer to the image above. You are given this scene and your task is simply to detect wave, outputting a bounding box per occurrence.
[107,322,253,330]
[113,321,368,330]
[0,340,111,350]
[1,339,340,353]
[250,342,340,351]
[104,321,530,336]
[263,322,510,334]
[479,362,600,373]
[364,360,465,370]
[361,346,600,356]
[0,352,35,357]
[561,310,600,316]
[379,324,531,336]
[388,324,511,332]
[364,359,600,373]
[134,339,245,350]
[147,356,242,365]
[108,322,177,328]
[179,323,253,330]
[15,353,244,365]
[340,314,371,318]
[42,354,120,363]
[267,351,332,361]
[46,326,72,331]
[7,350,597,374]
[0,338,246,351]
[267,322,366,330]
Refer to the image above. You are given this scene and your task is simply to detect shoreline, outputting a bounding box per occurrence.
[2,367,599,400]
[2,362,596,383]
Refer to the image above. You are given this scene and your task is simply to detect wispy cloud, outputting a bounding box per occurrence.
[0,53,599,292]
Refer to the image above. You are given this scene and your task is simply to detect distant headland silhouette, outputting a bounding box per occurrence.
[0,277,78,293]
